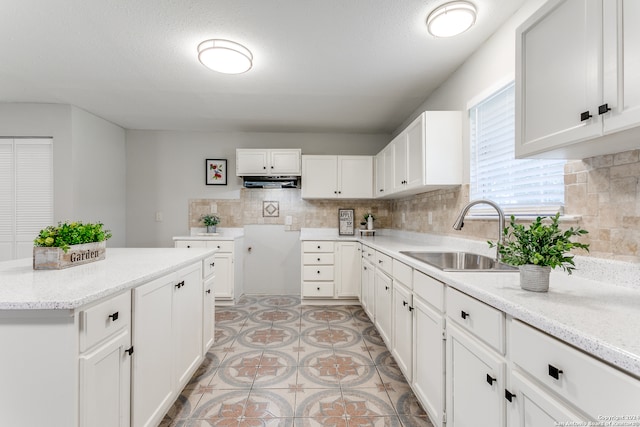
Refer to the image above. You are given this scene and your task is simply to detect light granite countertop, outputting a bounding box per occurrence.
[0,247,216,310]
[300,228,640,379]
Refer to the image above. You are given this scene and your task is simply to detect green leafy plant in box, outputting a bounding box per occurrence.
[34,221,112,253]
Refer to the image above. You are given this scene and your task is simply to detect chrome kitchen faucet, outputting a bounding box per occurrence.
[452,199,505,261]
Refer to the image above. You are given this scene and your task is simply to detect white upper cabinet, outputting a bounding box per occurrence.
[516,0,640,159]
[236,149,301,176]
[301,155,373,199]
[380,111,462,198]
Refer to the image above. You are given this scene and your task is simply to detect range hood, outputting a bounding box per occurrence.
[242,176,299,189]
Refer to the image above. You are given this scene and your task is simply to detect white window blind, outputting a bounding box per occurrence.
[0,138,53,261]
[469,82,565,215]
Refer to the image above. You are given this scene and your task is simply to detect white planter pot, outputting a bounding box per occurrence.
[367,217,374,230]
[206,225,217,233]
[519,264,551,292]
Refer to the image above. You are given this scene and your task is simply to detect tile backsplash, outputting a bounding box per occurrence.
[189,149,640,263]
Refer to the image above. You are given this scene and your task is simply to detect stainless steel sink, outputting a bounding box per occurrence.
[399,251,518,272]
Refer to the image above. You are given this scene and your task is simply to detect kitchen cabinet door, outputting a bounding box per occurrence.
[413,296,445,427]
[392,282,412,381]
[516,0,602,157]
[212,252,234,300]
[392,133,408,193]
[508,371,586,427]
[236,149,269,175]
[374,268,393,347]
[374,148,386,197]
[301,155,338,198]
[236,149,301,176]
[80,330,131,427]
[336,242,361,298]
[173,265,203,389]
[269,149,301,175]
[338,156,373,198]
[203,276,215,353]
[361,257,375,320]
[132,275,175,427]
[446,323,506,427]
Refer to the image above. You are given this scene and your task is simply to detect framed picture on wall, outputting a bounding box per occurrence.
[338,208,355,236]
[206,159,227,185]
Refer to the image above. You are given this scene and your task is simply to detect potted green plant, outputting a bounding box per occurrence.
[488,213,589,292]
[364,213,375,230]
[200,214,220,233]
[33,221,112,270]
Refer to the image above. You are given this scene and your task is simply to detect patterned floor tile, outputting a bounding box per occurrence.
[164,296,431,427]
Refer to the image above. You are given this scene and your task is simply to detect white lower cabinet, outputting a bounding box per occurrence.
[446,323,506,427]
[203,275,215,352]
[361,254,375,319]
[80,329,132,427]
[336,241,361,298]
[132,263,203,427]
[392,281,413,380]
[301,240,361,302]
[374,268,393,347]
[507,371,586,427]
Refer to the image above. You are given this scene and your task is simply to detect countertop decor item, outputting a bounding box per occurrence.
[206,159,227,185]
[489,213,590,292]
[364,213,375,230]
[200,214,220,233]
[338,209,355,236]
[33,221,112,270]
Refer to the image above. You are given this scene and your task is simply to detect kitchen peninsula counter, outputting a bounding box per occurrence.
[0,247,216,310]
[301,228,640,378]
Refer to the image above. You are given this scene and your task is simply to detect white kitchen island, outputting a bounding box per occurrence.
[0,247,216,427]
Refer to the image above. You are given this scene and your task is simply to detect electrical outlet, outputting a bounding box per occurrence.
[155,211,163,222]
[285,215,293,225]
[428,211,433,225]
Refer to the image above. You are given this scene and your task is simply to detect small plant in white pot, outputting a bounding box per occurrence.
[489,213,589,292]
[200,214,220,233]
[364,213,375,230]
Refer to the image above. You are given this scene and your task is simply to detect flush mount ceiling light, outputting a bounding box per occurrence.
[197,39,253,74]
[427,1,477,38]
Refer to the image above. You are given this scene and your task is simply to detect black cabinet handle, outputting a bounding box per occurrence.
[217,245,221,249]
[505,389,516,402]
[210,262,215,267]
[108,312,119,321]
[408,306,414,312]
[363,266,367,270]
[206,289,211,294]
[580,111,592,121]
[385,286,389,291]
[263,166,266,169]
[380,189,384,192]
[175,280,185,289]
[186,245,191,248]
[378,260,383,264]
[317,287,320,291]
[125,346,134,356]
[548,364,563,380]
[486,374,496,385]
[598,103,611,115]
[270,165,274,169]
[338,191,341,194]
[317,257,321,261]
[461,310,469,319]
[317,270,321,274]
[317,245,321,249]
[403,301,408,306]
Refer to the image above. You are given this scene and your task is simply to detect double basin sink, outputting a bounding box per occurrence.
[400,251,518,272]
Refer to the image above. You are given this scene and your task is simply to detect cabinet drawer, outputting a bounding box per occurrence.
[510,320,640,418]
[303,265,334,281]
[375,251,392,275]
[392,259,412,289]
[303,281,335,297]
[446,287,504,354]
[303,253,335,265]
[175,240,206,249]
[413,270,444,312]
[207,240,234,253]
[203,254,216,278]
[362,245,375,260]
[80,291,131,352]
[303,241,335,253]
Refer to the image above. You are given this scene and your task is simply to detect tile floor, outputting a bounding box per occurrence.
[160,295,433,427]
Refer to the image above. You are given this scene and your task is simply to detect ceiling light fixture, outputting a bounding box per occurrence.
[427,1,477,38]
[197,39,253,74]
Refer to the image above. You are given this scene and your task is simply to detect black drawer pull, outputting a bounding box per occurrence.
[580,111,592,121]
[408,306,414,312]
[317,245,321,249]
[461,310,469,319]
[598,103,611,115]
[317,270,321,274]
[210,262,215,267]
[378,260,383,264]
[403,301,408,306]
[175,280,185,289]
[505,389,516,402]
[206,289,211,294]
[486,374,496,386]
[108,312,119,321]
[548,364,563,380]
[385,286,389,291]
[317,257,321,261]
[125,346,134,356]
[317,287,320,291]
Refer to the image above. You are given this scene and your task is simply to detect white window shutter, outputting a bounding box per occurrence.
[470,83,565,215]
[0,140,15,260]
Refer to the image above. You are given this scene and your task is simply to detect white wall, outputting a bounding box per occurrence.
[396,0,546,182]
[0,103,127,247]
[125,130,389,247]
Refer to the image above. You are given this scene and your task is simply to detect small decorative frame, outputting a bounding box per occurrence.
[206,159,227,185]
[338,208,355,236]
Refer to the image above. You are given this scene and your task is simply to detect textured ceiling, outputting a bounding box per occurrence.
[0,0,526,133]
